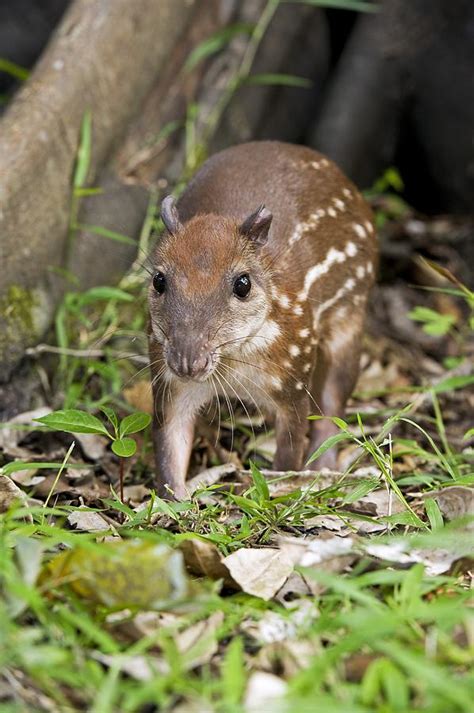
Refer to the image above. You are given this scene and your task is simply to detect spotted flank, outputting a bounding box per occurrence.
[297,239,365,303]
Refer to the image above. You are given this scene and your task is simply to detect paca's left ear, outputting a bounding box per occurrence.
[239,205,272,246]
[161,195,183,235]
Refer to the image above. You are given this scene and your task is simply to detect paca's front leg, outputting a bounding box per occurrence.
[307,326,363,469]
[273,394,309,471]
[152,409,196,500]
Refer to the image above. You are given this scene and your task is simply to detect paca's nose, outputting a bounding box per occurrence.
[167,343,212,380]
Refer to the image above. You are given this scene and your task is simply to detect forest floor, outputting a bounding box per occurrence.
[1,190,473,712]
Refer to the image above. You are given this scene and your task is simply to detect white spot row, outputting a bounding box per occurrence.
[311,258,374,326]
[310,158,329,171]
[352,220,375,239]
[288,190,349,247]
[313,277,357,326]
[297,240,359,302]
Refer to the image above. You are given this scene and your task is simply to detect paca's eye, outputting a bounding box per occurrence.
[233,273,251,299]
[153,272,166,295]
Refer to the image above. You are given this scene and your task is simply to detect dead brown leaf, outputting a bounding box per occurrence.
[364,541,465,576]
[353,488,406,517]
[241,602,318,646]
[67,510,112,532]
[93,652,166,681]
[256,639,320,679]
[244,671,287,712]
[279,534,356,569]
[223,548,295,601]
[429,486,474,523]
[186,463,238,496]
[74,433,107,461]
[274,571,316,602]
[0,475,31,519]
[123,483,151,505]
[0,407,51,456]
[180,538,234,585]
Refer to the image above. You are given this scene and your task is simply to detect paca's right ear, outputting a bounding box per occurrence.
[239,205,272,246]
[161,195,183,235]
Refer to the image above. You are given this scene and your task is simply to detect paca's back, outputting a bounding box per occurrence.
[179,141,374,248]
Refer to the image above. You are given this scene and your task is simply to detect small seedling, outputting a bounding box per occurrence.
[34,408,151,502]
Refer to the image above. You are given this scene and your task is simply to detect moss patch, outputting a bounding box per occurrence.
[0,285,38,359]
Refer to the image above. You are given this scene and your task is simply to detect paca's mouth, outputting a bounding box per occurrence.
[167,366,215,383]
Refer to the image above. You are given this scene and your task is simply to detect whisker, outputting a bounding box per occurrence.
[219,358,280,413]
[208,374,222,447]
[208,315,235,344]
[213,371,236,454]
[223,354,321,417]
[215,365,257,453]
[123,356,166,389]
[218,362,267,436]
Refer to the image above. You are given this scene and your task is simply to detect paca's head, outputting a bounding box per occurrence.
[149,195,273,382]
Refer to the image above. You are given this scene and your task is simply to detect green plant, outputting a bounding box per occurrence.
[34,408,151,501]
[408,261,474,372]
[408,306,458,337]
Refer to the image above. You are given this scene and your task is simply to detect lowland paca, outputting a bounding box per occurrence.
[148,141,377,499]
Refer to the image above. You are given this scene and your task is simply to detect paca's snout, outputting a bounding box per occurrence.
[166,340,213,381]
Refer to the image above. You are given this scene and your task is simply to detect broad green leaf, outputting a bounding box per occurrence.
[73,110,92,188]
[249,461,269,502]
[342,478,379,504]
[245,73,312,88]
[331,416,349,430]
[424,498,444,531]
[361,658,384,705]
[101,407,119,433]
[185,23,254,72]
[408,306,456,336]
[35,410,109,436]
[380,659,410,710]
[432,374,474,394]
[119,412,151,438]
[221,636,245,706]
[228,494,263,514]
[111,438,136,458]
[306,432,353,464]
[75,223,137,246]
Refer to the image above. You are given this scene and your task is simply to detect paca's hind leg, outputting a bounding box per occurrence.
[306,317,363,469]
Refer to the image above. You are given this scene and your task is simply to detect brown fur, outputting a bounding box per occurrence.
[148,141,378,499]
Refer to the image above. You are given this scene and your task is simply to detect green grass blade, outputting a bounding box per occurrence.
[73,111,92,189]
[245,73,312,87]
